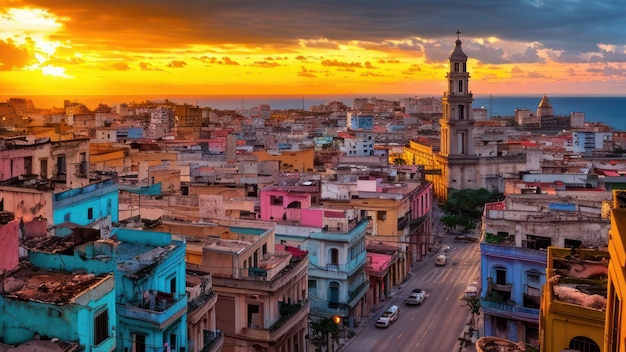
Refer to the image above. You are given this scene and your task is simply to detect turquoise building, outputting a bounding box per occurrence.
[17,226,187,351]
[53,178,119,225]
[0,261,116,351]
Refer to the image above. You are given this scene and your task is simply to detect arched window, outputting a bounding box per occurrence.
[328,282,340,309]
[458,105,465,120]
[458,80,463,93]
[569,336,600,352]
[328,248,339,271]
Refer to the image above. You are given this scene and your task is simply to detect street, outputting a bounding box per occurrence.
[341,237,481,352]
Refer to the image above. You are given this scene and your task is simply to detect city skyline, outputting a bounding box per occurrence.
[2,0,626,97]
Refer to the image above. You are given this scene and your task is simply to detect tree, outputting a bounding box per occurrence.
[310,317,341,351]
[440,188,502,232]
[393,157,407,165]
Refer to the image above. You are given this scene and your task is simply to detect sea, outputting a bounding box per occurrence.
[6,94,626,131]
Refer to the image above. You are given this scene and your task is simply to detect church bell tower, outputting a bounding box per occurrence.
[440,30,475,157]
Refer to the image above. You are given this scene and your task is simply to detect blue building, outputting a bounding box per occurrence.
[53,178,119,226]
[347,113,374,131]
[18,225,187,351]
[0,261,116,351]
[479,193,610,348]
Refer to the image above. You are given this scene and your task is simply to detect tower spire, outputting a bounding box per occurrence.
[456,29,461,40]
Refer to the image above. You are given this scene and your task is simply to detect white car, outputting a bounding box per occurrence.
[435,254,447,266]
[375,305,399,328]
[405,288,427,305]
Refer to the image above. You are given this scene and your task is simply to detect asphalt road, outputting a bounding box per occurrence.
[341,238,481,352]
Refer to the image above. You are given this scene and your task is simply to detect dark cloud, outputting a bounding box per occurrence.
[0,39,32,71]
[111,62,130,71]
[321,59,362,68]
[14,0,626,64]
[250,61,280,68]
[297,66,316,78]
[167,60,187,68]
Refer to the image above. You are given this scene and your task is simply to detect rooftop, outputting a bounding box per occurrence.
[0,261,111,304]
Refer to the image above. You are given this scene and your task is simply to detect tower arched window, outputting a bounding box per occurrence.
[458,80,463,93]
[463,62,467,72]
[458,105,465,120]
[454,62,459,72]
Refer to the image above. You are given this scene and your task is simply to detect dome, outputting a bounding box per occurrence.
[538,94,552,108]
[449,39,467,61]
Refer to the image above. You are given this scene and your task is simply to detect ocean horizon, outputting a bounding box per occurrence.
[4,93,626,131]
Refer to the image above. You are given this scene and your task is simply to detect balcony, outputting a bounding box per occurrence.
[117,290,187,329]
[492,283,512,292]
[200,329,223,352]
[480,299,540,322]
[240,299,310,341]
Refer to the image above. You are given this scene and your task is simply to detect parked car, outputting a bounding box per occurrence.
[464,282,479,300]
[405,288,427,305]
[375,305,399,328]
[435,254,447,266]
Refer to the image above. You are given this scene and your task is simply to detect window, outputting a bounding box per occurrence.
[132,333,146,352]
[458,80,463,93]
[169,277,176,295]
[24,156,32,175]
[87,208,93,220]
[93,309,109,345]
[569,336,600,352]
[458,105,465,120]
[523,235,551,250]
[64,212,71,222]
[454,62,459,72]
[40,158,48,179]
[57,155,67,176]
[78,152,87,176]
[270,195,283,206]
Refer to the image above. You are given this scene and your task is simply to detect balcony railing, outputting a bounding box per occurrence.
[492,283,512,292]
[480,299,540,322]
[240,299,310,341]
[117,290,187,328]
[200,329,223,352]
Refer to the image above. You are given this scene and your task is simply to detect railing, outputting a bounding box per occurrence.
[200,329,223,352]
[188,289,215,313]
[480,299,539,322]
[492,283,512,292]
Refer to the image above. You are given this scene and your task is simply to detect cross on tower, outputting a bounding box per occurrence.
[456,30,461,40]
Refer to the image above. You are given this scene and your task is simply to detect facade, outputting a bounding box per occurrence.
[606,191,626,352]
[0,261,116,351]
[16,226,188,352]
[186,272,224,352]
[402,33,530,201]
[572,130,612,153]
[480,193,611,349]
[181,220,309,352]
[347,112,374,131]
[539,247,607,352]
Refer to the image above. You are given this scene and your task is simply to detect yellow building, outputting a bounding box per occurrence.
[252,147,314,173]
[539,247,607,352]
[606,191,626,352]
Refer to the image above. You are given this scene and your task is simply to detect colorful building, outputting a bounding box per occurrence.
[539,247,608,352]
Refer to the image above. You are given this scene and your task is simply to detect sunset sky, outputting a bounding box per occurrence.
[2,0,626,98]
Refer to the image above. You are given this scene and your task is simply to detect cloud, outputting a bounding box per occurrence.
[321,59,362,68]
[250,61,280,68]
[297,66,316,78]
[111,62,130,71]
[0,39,32,71]
[167,60,187,68]
[221,57,239,65]
[139,61,163,71]
[402,64,421,76]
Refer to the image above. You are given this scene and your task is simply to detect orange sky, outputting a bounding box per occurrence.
[2,1,626,98]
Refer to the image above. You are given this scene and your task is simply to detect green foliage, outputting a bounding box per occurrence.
[468,297,481,315]
[310,317,340,342]
[441,189,503,232]
[393,157,407,165]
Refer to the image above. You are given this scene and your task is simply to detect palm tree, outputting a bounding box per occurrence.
[310,317,340,352]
